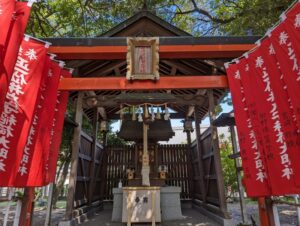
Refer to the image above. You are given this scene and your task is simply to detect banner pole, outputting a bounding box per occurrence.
[45,183,55,226]
[18,188,35,226]
[3,188,15,226]
[258,197,270,226]
[13,199,23,226]
[272,204,280,226]
[294,195,300,225]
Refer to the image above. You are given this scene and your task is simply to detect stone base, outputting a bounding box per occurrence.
[161,186,183,221]
[111,188,123,222]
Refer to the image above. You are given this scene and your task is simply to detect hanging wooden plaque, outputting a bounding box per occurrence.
[126,37,159,81]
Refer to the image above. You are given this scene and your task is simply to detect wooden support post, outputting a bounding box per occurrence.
[230,126,249,224]
[194,108,207,203]
[88,108,99,206]
[64,92,83,222]
[141,122,150,186]
[99,128,108,201]
[18,187,35,226]
[186,131,194,199]
[207,89,229,218]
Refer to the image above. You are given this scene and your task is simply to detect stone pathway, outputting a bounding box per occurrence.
[78,209,220,226]
[1,202,299,226]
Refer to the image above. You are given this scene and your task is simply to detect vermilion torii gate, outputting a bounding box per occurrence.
[44,11,258,226]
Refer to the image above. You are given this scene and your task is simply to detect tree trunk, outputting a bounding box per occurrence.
[52,159,71,209]
[55,162,64,183]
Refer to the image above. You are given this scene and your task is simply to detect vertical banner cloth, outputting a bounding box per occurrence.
[0,38,48,187]
[226,63,271,197]
[0,2,33,112]
[285,1,300,43]
[247,46,300,194]
[260,38,300,188]
[0,0,16,63]
[269,21,300,131]
[226,1,300,197]
[13,58,62,187]
[45,69,71,184]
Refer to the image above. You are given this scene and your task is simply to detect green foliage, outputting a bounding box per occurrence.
[213,0,294,35]
[26,0,294,37]
[107,132,131,146]
[219,133,238,199]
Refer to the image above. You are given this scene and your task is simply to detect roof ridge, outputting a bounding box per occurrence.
[100,10,191,37]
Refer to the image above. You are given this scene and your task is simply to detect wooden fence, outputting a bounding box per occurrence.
[74,130,224,215]
[191,127,221,208]
[103,143,191,200]
[74,131,105,208]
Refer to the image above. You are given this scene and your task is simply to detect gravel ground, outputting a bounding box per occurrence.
[228,202,299,226]
[0,202,299,226]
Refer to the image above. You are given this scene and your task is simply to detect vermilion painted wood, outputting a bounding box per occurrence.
[49,44,255,60]
[57,75,228,91]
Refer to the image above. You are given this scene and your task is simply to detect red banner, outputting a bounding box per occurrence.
[226,1,300,196]
[285,1,300,40]
[0,2,33,112]
[226,62,271,197]
[0,38,48,186]
[237,58,273,192]
[269,22,300,131]
[44,69,71,184]
[260,38,300,188]
[247,44,300,194]
[12,59,62,187]
[0,0,16,61]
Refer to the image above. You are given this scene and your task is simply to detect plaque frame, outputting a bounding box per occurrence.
[126,37,159,81]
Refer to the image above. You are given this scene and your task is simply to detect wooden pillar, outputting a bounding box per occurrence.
[100,128,108,201]
[194,108,207,203]
[207,89,229,218]
[88,108,99,206]
[186,130,194,199]
[230,126,249,224]
[141,122,150,186]
[18,188,35,226]
[64,92,83,221]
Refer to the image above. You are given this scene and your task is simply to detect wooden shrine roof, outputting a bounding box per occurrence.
[45,10,260,122]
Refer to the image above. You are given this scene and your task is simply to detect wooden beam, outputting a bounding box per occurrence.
[58,75,228,91]
[49,44,254,60]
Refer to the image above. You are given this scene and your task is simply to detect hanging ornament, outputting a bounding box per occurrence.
[151,105,155,121]
[132,106,136,121]
[144,104,149,119]
[156,106,161,120]
[164,105,170,120]
[138,107,143,122]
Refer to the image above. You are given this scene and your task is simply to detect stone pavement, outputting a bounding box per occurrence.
[79,208,221,226]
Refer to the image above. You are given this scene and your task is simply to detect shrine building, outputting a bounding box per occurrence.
[46,8,258,226]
